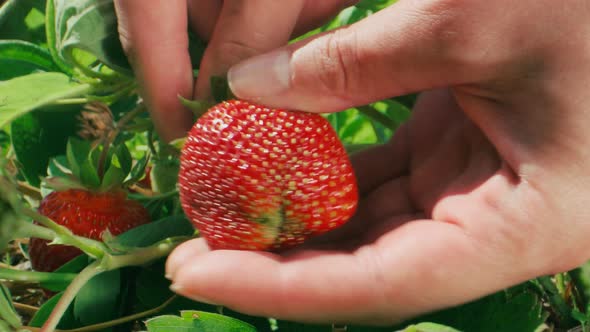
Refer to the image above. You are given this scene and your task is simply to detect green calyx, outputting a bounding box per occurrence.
[177,75,235,121]
[254,204,286,246]
[44,137,149,192]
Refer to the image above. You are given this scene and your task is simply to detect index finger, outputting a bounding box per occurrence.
[114,0,194,142]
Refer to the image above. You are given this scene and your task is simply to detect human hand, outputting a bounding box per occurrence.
[165,0,590,325]
[113,0,354,141]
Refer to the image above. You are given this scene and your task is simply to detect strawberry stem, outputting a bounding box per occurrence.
[357,105,398,130]
[0,268,76,285]
[20,208,106,259]
[38,236,188,332]
[40,261,104,332]
[22,296,176,332]
[103,236,188,270]
[97,103,146,180]
[12,221,56,242]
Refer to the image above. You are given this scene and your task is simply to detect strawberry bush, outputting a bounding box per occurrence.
[1,0,590,331]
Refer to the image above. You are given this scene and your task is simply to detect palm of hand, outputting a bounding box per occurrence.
[166,88,590,324]
[312,88,569,321]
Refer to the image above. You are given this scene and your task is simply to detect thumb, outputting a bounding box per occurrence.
[227,1,479,112]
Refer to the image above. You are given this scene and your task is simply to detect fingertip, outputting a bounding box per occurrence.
[165,238,210,280]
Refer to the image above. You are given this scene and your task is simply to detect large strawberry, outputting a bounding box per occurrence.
[179,100,358,250]
[29,189,150,272]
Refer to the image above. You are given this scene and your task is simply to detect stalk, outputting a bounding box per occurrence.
[357,105,397,130]
[0,268,76,284]
[20,208,106,259]
[41,261,104,332]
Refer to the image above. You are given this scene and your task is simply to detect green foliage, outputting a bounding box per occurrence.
[400,323,461,332]
[0,40,58,80]
[400,290,548,332]
[11,105,80,186]
[48,0,131,77]
[73,269,121,326]
[0,284,21,330]
[145,311,257,332]
[115,216,193,248]
[29,292,78,329]
[0,0,46,44]
[0,72,90,128]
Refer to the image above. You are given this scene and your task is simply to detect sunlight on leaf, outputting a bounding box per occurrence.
[0,72,90,128]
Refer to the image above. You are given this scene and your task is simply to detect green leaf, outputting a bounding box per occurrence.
[401,323,461,332]
[126,152,149,185]
[146,311,256,332]
[41,254,90,291]
[372,99,411,128]
[0,72,90,128]
[100,158,125,191]
[115,216,193,247]
[0,0,46,44]
[182,311,257,332]
[101,144,132,190]
[0,40,59,80]
[50,0,132,76]
[0,284,21,329]
[400,290,548,332]
[66,137,91,180]
[134,261,216,314]
[11,106,80,187]
[115,142,132,175]
[145,315,196,331]
[338,110,378,145]
[29,292,78,329]
[66,137,100,188]
[45,0,72,74]
[135,262,174,309]
[0,179,22,251]
[73,269,121,326]
[151,157,180,194]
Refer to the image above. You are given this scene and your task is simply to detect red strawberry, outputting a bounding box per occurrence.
[179,100,358,251]
[29,189,150,272]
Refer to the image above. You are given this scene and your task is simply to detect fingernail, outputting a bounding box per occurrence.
[228,49,291,99]
[170,284,219,305]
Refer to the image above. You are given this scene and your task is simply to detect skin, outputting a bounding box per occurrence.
[116,0,590,325]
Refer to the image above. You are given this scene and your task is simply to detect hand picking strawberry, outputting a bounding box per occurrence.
[179,100,358,251]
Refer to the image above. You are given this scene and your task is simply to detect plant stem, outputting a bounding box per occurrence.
[13,221,56,242]
[21,296,176,332]
[97,103,146,178]
[16,182,42,201]
[52,98,88,105]
[20,208,105,259]
[537,275,576,327]
[0,268,76,284]
[13,303,39,315]
[41,261,104,332]
[104,237,186,270]
[129,189,179,202]
[62,295,176,332]
[357,105,397,130]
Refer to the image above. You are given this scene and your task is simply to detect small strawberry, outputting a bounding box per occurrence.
[29,123,151,272]
[179,100,358,251]
[29,189,150,272]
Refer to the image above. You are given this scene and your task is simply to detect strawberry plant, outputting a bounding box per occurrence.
[0,0,589,332]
